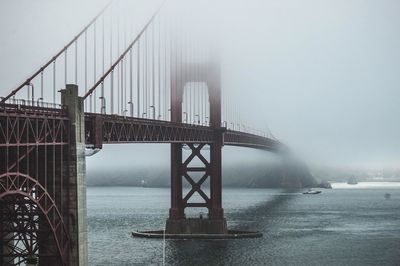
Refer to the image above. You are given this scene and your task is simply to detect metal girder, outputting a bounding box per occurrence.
[0,106,70,265]
[85,114,215,146]
[84,114,283,151]
[0,107,69,148]
[224,130,282,151]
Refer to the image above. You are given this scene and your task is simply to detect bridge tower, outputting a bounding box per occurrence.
[167,53,227,234]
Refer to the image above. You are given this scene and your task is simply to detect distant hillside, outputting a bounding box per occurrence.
[224,159,317,188]
[87,156,317,188]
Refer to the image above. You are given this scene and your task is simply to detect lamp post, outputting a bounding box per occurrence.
[183,111,188,123]
[37,97,43,107]
[149,105,155,119]
[27,83,34,106]
[128,101,134,117]
[99,96,106,114]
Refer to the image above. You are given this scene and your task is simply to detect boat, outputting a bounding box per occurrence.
[303,189,321,195]
[347,176,358,185]
[384,193,391,200]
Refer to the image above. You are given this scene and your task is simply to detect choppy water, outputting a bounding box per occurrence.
[88,184,400,266]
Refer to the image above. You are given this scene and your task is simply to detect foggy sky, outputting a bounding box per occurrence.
[1,0,399,170]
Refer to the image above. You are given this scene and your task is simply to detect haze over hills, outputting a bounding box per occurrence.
[87,156,318,188]
[310,165,400,183]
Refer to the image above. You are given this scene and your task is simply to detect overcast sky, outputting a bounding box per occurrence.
[1,0,399,170]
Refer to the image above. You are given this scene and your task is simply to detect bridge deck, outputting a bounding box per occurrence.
[0,104,282,151]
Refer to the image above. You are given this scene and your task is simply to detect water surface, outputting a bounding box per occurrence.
[88,184,400,265]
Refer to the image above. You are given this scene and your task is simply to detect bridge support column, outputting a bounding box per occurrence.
[166,141,227,234]
[61,84,88,266]
[169,144,184,220]
[209,129,224,220]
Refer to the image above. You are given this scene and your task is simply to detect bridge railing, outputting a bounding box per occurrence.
[0,98,62,109]
[0,102,67,118]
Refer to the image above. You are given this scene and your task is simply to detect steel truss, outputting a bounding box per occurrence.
[0,108,70,266]
[181,144,211,209]
[85,114,215,148]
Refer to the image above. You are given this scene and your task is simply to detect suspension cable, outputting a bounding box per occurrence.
[1,1,112,103]
[84,1,166,100]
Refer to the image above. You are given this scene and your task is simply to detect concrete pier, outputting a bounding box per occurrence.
[166,217,227,234]
[61,84,88,266]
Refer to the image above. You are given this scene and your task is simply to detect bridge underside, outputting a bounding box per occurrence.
[84,114,281,151]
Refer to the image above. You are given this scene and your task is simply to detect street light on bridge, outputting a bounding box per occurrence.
[99,96,106,114]
[183,112,188,123]
[195,114,200,125]
[149,105,155,119]
[128,101,134,117]
[27,83,34,106]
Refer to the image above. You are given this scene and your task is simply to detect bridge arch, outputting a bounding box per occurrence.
[0,172,69,266]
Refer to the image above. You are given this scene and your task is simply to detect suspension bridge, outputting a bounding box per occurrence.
[0,1,285,265]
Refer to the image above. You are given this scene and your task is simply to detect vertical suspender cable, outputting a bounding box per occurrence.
[183,22,188,123]
[110,12,113,114]
[121,61,123,115]
[117,64,120,115]
[158,15,161,119]
[121,60,124,115]
[40,71,43,105]
[101,81,105,114]
[196,35,199,124]
[164,14,168,120]
[65,50,67,86]
[75,40,78,84]
[94,21,97,113]
[117,18,120,115]
[85,30,88,111]
[53,61,56,106]
[152,22,155,119]
[145,29,148,116]
[130,48,133,117]
[137,39,140,117]
[123,55,128,112]
[146,30,148,116]
[101,13,105,111]
[124,19,127,114]
[111,70,114,114]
